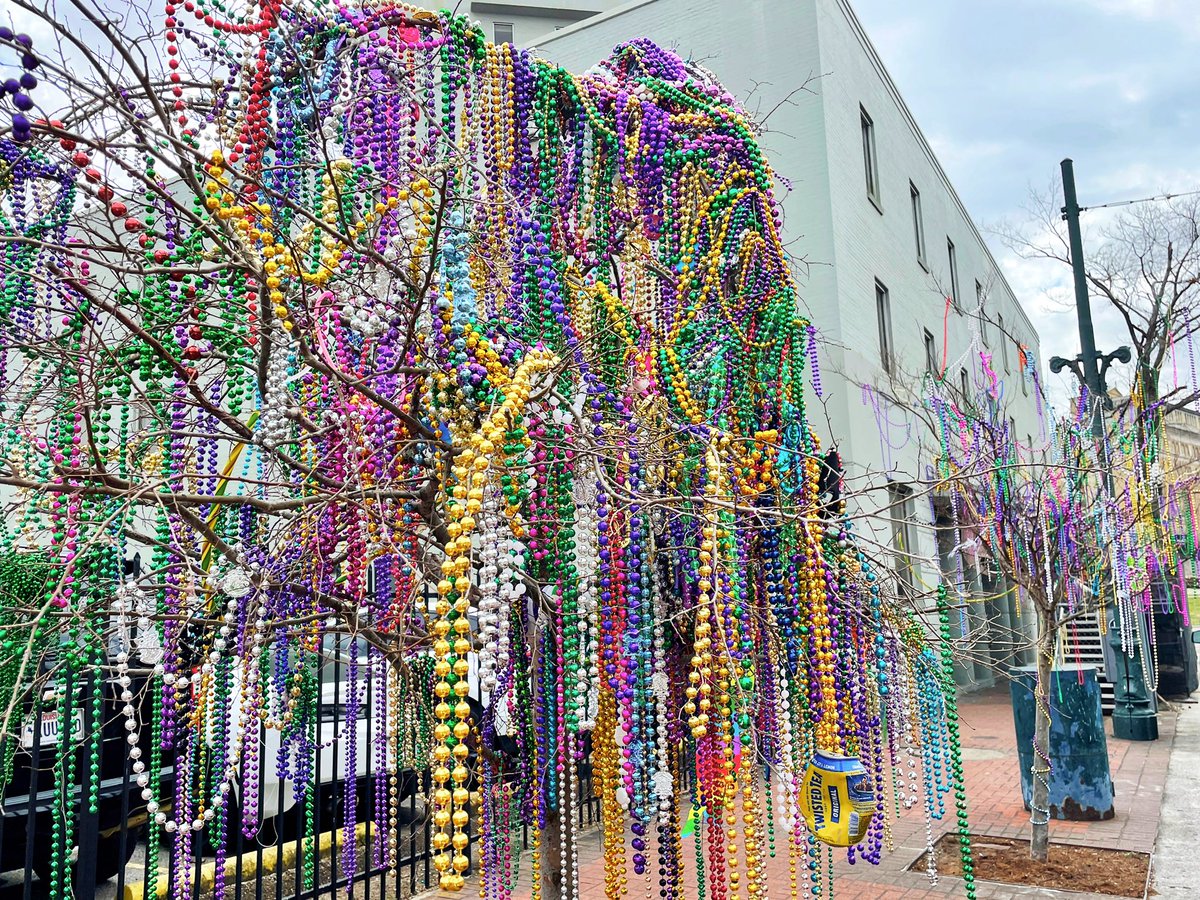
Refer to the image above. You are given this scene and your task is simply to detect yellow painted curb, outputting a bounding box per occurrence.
[122,822,375,900]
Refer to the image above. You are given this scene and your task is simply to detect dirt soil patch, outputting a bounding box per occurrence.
[915,832,1151,898]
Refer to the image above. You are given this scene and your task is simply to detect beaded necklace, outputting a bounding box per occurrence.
[1,7,982,897]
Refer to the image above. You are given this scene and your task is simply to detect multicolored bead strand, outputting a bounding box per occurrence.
[0,6,978,899]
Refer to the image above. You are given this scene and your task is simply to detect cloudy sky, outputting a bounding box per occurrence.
[4,0,1194,399]
[850,0,1200,400]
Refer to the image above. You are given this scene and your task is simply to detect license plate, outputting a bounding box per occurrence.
[20,709,85,749]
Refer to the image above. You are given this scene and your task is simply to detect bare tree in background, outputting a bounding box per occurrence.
[1000,189,1200,695]
[833,311,1150,861]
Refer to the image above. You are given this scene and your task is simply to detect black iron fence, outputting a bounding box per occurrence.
[0,650,605,900]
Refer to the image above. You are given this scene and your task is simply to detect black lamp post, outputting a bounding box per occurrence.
[1050,158,1157,741]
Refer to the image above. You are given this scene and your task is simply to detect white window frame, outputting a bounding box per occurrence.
[999,312,1010,373]
[861,106,881,210]
[975,280,986,343]
[876,279,894,374]
[888,483,918,596]
[947,237,960,311]
[910,182,927,267]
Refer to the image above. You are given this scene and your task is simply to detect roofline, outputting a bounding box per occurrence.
[528,0,657,48]
[830,0,1038,345]
[472,1,600,22]
[532,0,1040,349]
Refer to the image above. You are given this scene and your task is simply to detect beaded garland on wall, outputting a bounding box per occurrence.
[0,4,970,898]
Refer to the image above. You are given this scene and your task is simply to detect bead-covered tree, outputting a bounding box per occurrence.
[0,2,971,897]
[858,318,1184,866]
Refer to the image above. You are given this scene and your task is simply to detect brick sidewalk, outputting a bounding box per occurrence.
[430,687,1174,900]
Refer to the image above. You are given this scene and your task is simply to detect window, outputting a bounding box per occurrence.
[1019,344,1029,395]
[998,312,1009,373]
[888,483,918,595]
[975,280,987,342]
[1010,417,1017,445]
[923,328,937,375]
[861,106,880,208]
[876,280,894,373]
[947,238,960,310]
[910,182,926,266]
[494,22,514,44]
[130,398,155,435]
[960,367,970,402]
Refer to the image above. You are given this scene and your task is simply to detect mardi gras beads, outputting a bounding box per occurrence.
[937,585,976,900]
[0,6,977,898]
[0,28,39,142]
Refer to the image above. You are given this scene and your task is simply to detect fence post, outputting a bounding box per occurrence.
[75,667,100,891]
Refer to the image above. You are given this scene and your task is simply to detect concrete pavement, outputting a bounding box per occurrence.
[427,686,1176,899]
[1153,697,1200,899]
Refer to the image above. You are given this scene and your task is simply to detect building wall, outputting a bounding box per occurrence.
[808,0,1043,634]
[532,0,1043,676]
[469,0,621,47]
[816,0,1043,477]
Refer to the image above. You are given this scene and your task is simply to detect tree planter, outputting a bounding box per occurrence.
[914,833,1149,898]
[1010,664,1115,820]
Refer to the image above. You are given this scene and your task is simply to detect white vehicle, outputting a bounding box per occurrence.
[227,632,484,836]
[219,635,409,834]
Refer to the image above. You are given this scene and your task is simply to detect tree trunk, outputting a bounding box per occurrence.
[1030,604,1055,862]
[540,806,567,900]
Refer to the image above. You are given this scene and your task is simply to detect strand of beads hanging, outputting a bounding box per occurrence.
[0,27,40,142]
[936,585,977,900]
[0,3,964,898]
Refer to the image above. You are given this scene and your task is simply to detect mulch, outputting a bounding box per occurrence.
[916,832,1151,898]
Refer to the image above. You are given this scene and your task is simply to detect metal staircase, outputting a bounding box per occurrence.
[1063,610,1115,713]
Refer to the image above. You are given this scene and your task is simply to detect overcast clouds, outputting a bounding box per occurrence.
[4,0,1194,402]
[849,0,1200,401]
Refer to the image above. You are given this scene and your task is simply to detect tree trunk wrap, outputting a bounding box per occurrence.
[1030,607,1055,862]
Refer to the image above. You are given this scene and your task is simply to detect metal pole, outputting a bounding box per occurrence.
[1061,159,1103,438]
[1062,158,1158,741]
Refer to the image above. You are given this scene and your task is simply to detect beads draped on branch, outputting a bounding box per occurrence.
[0,3,968,897]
